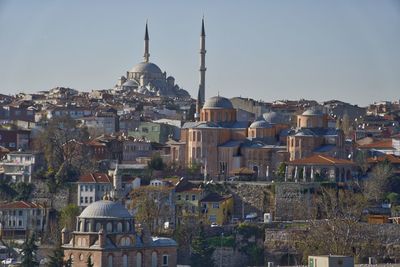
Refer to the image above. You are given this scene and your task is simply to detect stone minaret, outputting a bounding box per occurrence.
[113,163,122,200]
[198,17,206,107]
[143,22,150,63]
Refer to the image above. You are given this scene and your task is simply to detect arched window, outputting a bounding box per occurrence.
[126,221,130,232]
[122,254,128,267]
[151,251,158,267]
[106,222,112,232]
[197,131,201,142]
[136,252,142,267]
[117,222,122,232]
[96,222,101,232]
[108,254,113,267]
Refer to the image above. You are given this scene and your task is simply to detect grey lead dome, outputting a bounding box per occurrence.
[203,96,234,109]
[79,200,132,219]
[130,62,162,74]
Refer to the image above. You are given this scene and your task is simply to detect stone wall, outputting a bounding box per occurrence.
[226,182,317,221]
[212,247,248,267]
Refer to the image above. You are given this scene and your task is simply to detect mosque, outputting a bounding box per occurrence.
[169,19,345,180]
[114,23,190,99]
[61,196,177,267]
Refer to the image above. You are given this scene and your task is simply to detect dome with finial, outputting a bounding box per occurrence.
[203,96,233,109]
[79,200,132,219]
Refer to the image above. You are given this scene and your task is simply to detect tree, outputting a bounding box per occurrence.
[0,177,17,200]
[12,182,34,201]
[21,233,39,267]
[86,256,94,267]
[341,113,351,137]
[129,187,172,234]
[363,161,393,203]
[47,245,64,267]
[355,150,369,176]
[60,204,80,230]
[148,153,165,172]
[33,116,91,184]
[190,226,215,267]
[276,162,286,181]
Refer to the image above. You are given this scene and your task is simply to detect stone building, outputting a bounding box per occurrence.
[287,109,345,161]
[62,198,177,267]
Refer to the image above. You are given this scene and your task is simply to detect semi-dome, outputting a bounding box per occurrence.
[302,109,323,116]
[130,62,162,74]
[203,96,233,109]
[263,111,287,124]
[79,200,132,219]
[122,80,139,87]
[249,120,272,129]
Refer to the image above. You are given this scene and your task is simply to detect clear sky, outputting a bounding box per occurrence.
[0,0,399,106]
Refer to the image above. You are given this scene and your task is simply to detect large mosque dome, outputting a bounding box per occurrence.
[203,96,234,109]
[79,200,132,219]
[129,62,162,74]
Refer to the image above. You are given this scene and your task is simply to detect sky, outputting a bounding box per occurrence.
[0,0,399,106]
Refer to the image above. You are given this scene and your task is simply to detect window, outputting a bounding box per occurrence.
[18,210,23,216]
[106,222,112,232]
[162,255,169,266]
[108,254,113,267]
[151,251,158,267]
[36,219,41,226]
[185,195,189,201]
[136,252,142,267]
[80,197,83,204]
[122,254,128,267]
[89,197,93,203]
[209,215,217,223]
[90,185,93,192]
[192,195,196,201]
[212,203,220,209]
[117,222,122,232]
[80,185,84,191]
[85,197,88,203]
[177,195,181,201]
[85,185,88,192]
[18,220,22,226]
[96,223,101,231]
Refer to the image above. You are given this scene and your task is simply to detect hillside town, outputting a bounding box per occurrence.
[1,17,400,267]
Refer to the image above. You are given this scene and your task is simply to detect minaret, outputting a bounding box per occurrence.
[195,88,201,121]
[143,21,150,63]
[198,17,206,107]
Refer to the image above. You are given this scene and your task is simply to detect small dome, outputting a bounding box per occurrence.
[122,80,138,87]
[79,200,132,219]
[203,96,233,109]
[263,111,287,124]
[249,120,272,129]
[302,109,323,116]
[130,62,162,74]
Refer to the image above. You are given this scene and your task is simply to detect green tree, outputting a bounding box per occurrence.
[47,245,64,267]
[148,153,165,171]
[86,256,94,267]
[190,226,215,267]
[277,162,287,180]
[21,233,39,267]
[12,182,34,201]
[60,204,80,230]
[0,177,17,200]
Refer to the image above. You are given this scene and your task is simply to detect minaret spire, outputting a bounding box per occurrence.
[198,17,206,110]
[144,21,150,62]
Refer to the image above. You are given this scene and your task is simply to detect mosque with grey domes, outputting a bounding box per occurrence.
[114,22,190,99]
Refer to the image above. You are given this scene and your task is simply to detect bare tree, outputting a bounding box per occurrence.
[363,161,393,203]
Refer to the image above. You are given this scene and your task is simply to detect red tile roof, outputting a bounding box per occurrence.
[367,154,400,164]
[78,173,112,183]
[359,139,393,149]
[0,201,43,209]
[289,154,353,165]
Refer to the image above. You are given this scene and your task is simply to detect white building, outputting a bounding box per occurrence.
[77,173,112,208]
[0,151,43,183]
[0,201,47,239]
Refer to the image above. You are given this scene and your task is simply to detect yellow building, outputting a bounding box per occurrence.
[200,192,234,225]
[174,178,205,224]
